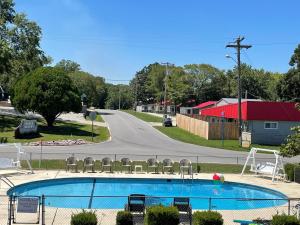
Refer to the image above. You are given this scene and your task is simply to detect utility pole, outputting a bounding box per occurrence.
[118,86,121,110]
[161,62,173,116]
[226,36,252,146]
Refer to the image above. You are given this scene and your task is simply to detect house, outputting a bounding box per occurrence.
[200,101,300,145]
[136,105,148,112]
[179,107,194,115]
[216,98,262,107]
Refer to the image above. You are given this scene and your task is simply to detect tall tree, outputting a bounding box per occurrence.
[55,59,81,73]
[277,44,300,102]
[68,71,107,108]
[11,67,81,126]
[105,84,133,110]
[0,0,50,92]
[184,64,226,103]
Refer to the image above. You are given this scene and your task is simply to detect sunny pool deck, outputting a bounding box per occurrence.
[1,170,300,225]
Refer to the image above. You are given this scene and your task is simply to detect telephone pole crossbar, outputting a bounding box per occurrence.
[226,36,252,146]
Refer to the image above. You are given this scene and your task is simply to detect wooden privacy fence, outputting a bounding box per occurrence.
[176,114,239,140]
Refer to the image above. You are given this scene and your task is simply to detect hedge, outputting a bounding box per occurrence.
[145,205,180,225]
[70,210,97,225]
[193,211,223,225]
[116,211,134,225]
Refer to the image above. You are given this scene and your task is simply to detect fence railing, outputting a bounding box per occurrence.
[3,195,300,225]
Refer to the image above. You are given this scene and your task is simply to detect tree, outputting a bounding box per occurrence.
[280,103,300,157]
[0,0,50,92]
[277,44,300,102]
[105,84,133,110]
[11,67,81,126]
[55,59,81,73]
[184,64,227,103]
[68,71,107,108]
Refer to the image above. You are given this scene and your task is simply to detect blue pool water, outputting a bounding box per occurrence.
[8,178,287,210]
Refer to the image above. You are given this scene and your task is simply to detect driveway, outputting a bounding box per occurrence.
[1,110,299,164]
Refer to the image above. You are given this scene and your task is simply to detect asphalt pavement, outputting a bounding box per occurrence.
[1,110,299,164]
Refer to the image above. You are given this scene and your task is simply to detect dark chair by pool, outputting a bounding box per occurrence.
[173,197,192,225]
[101,157,113,173]
[125,194,146,216]
[66,156,78,172]
[83,157,95,173]
[147,158,159,173]
[162,158,174,174]
[121,158,132,173]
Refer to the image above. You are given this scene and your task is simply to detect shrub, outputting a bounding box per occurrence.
[193,211,223,225]
[271,214,300,225]
[116,211,133,225]
[70,210,97,225]
[284,163,298,181]
[145,205,180,225]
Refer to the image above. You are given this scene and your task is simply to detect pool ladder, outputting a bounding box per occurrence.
[180,167,194,183]
[0,176,15,188]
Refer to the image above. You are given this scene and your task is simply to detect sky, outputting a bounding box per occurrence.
[15,0,300,83]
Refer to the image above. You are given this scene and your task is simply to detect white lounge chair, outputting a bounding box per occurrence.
[0,158,19,169]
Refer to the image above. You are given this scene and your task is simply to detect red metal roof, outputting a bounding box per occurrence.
[200,101,300,121]
[193,101,216,109]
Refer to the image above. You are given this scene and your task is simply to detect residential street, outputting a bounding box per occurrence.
[2,110,299,164]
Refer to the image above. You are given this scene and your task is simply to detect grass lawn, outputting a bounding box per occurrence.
[155,126,280,152]
[85,114,104,122]
[123,110,162,123]
[0,115,110,143]
[21,159,250,174]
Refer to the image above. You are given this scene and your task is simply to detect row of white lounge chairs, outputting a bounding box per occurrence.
[66,156,193,175]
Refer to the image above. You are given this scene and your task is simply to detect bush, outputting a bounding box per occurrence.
[271,214,300,225]
[145,205,180,225]
[116,211,133,225]
[70,210,97,225]
[193,211,223,225]
[284,163,299,181]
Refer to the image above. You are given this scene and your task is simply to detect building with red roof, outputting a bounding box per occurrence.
[193,101,216,110]
[200,101,300,145]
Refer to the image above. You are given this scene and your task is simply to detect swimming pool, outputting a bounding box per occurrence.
[8,178,287,210]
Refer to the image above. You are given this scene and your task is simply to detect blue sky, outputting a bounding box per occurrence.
[15,0,300,83]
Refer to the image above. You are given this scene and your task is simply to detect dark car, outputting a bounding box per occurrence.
[162,117,172,127]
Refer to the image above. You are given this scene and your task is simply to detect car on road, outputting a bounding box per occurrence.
[162,117,172,127]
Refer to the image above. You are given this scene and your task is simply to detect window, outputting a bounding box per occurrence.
[264,122,278,129]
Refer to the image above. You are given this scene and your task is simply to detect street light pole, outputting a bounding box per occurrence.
[226,36,252,146]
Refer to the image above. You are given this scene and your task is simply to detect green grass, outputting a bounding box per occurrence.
[0,115,110,143]
[123,110,163,123]
[86,114,104,122]
[21,159,250,174]
[155,126,280,152]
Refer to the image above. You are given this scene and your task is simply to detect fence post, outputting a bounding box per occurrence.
[208,197,212,211]
[196,156,199,173]
[8,195,13,225]
[288,199,291,215]
[236,157,239,165]
[42,195,45,225]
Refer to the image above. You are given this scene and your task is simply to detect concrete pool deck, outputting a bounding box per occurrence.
[1,170,300,225]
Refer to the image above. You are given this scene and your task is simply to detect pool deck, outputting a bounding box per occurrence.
[1,170,300,225]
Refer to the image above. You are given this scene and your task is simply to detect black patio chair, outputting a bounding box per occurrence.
[125,194,146,216]
[173,197,192,225]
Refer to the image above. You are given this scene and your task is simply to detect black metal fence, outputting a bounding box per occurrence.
[3,195,300,225]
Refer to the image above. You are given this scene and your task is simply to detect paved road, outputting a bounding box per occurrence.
[1,110,299,164]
